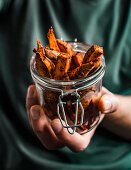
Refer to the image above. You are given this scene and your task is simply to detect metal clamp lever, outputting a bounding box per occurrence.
[57,90,84,135]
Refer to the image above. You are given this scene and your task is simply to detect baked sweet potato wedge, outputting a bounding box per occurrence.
[72,52,83,67]
[33,39,44,55]
[37,39,43,50]
[89,58,101,74]
[47,26,60,52]
[39,53,55,74]
[35,40,55,76]
[83,45,103,64]
[54,53,71,80]
[62,73,70,80]
[56,39,75,56]
[33,48,37,53]
[44,47,60,60]
[35,54,50,78]
[93,58,101,69]
[69,62,95,79]
[69,58,77,71]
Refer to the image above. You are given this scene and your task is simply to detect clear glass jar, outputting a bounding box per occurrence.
[30,42,105,135]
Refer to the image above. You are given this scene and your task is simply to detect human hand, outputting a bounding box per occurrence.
[26,85,119,152]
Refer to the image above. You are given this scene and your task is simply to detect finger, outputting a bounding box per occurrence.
[51,119,89,152]
[102,86,112,95]
[99,94,120,114]
[30,105,63,150]
[26,85,39,113]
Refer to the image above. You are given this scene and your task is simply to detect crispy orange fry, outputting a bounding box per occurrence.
[56,39,75,56]
[33,39,45,55]
[44,47,60,60]
[62,73,70,80]
[35,54,50,78]
[72,52,83,67]
[94,58,101,69]
[38,52,55,74]
[37,39,43,50]
[69,63,95,79]
[89,58,101,75]
[34,39,55,76]
[69,58,77,71]
[33,39,44,54]
[54,53,71,80]
[47,26,60,52]
[33,48,37,53]
[83,45,103,64]
[68,67,79,79]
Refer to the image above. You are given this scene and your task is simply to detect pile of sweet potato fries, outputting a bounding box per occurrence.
[33,26,103,80]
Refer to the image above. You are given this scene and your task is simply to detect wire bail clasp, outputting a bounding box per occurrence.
[57,90,84,135]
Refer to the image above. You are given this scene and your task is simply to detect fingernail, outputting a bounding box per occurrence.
[31,107,40,120]
[103,97,112,112]
[27,87,34,98]
[51,119,62,134]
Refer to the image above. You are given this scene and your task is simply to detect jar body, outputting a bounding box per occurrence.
[35,79,102,134]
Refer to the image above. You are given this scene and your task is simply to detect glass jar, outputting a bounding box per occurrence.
[30,42,105,135]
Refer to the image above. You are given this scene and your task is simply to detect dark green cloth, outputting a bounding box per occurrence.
[0,0,131,169]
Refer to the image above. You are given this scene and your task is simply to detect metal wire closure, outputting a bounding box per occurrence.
[57,90,84,135]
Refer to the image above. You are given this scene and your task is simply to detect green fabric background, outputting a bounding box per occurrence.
[0,0,131,169]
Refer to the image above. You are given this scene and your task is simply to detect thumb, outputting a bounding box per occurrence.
[51,119,63,134]
[99,94,120,114]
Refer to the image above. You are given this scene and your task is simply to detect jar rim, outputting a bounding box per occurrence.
[30,41,105,88]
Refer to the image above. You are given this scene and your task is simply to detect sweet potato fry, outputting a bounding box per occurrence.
[69,63,95,79]
[72,52,83,67]
[89,58,101,74]
[33,48,37,53]
[54,53,71,80]
[33,39,55,77]
[69,58,77,71]
[47,26,60,52]
[37,39,42,50]
[62,73,70,80]
[83,45,103,64]
[68,67,79,79]
[44,47,60,60]
[35,54,50,78]
[56,39,75,56]
[33,39,44,54]
[38,53,55,74]
[93,58,101,69]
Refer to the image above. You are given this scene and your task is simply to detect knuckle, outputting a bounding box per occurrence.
[72,144,87,153]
